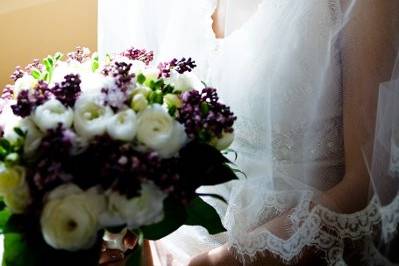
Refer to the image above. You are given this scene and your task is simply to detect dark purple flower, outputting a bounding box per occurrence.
[121,47,154,65]
[11,90,35,117]
[32,81,51,105]
[52,74,81,107]
[177,88,236,141]
[158,58,197,78]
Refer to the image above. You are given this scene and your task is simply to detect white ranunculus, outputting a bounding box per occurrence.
[13,75,38,96]
[73,96,113,139]
[102,183,166,229]
[20,118,44,155]
[107,109,137,141]
[79,72,113,96]
[137,104,187,158]
[1,103,23,143]
[51,62,80,86]
[211,131,235,150]
[32,99,74,132]
[41,184,106,251]
[0,165,31,214]
[168,71,204,92]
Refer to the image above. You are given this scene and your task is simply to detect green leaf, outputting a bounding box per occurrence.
[136,73,146,85]
[31,69,41,80]
[140,197,186,240]
[2,232,36,266]
[13,128,26,138]
[54,52,63,61]
[0,209,11,233]
[0,139,11,152]
[185,197,226,235]
[91,52,99,72]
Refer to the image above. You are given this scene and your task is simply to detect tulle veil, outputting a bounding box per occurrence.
[99,0,399,264]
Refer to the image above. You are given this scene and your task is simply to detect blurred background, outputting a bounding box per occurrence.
[0,0,97,88]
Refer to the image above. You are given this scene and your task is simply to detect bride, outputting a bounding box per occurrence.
[99,0,399,265]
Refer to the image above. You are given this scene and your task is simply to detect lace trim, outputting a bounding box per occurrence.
[228,192,399,265]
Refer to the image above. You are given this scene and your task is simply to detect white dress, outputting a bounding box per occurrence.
[99,0,399,265]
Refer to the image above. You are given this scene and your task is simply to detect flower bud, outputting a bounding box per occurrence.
[131,94,148,112]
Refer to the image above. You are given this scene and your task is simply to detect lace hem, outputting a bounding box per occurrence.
[228,192,399,265]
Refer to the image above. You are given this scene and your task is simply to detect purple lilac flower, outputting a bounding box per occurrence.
[121,47,154,65]
[101,62,134,110]
[67,47,91,62]
[11,90,35,117]
[25,59,44,74]
[158,58,197,78]
[177,88,236,141]
[11,81,51,117]
[10,66,24,81]
[32,81,51,105]
[52,74,81,107]
[31,125,75,191]
[1,85,14,100]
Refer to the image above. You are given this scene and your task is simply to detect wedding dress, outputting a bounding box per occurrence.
[99,0,399,265]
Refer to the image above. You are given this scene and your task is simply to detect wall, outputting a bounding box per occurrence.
[0,0,97,88]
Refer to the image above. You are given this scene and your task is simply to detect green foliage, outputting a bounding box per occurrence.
[0,130,25,165]
[185,197,226,235]
[140,197,186,240]
[136,73,146,85]
[91,53,99,72]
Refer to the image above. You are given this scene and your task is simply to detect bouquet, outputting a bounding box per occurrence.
[0,47,238,265]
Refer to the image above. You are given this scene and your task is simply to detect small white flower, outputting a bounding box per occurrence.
[41,184,106,251]
[131,94,148,112]
[107,109,137,141]
[13,75,38,96]
[211,131,235,150]
[101,182,166,229]
[137,104,187,158]
[32,99,74,132]
[168,71,204,92]
[73,96,113,140]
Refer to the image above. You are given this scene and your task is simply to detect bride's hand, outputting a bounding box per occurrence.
[188,244,241,266]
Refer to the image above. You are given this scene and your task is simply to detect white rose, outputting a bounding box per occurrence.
[137,104,187,158]
[73,96,113,139]
[101,183,166,229]
[32,99,74,132]
[0,165,31,214]
[211,131,235,150]
[107,109,137,141]
[142,67,160,83]
[13,75,38,96]
[168,71,204,92]
[41,184,106,251]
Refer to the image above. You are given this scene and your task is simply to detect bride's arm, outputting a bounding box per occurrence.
[189,1,397,265]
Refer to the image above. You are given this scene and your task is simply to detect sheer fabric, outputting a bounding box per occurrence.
[98,0,399,265]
